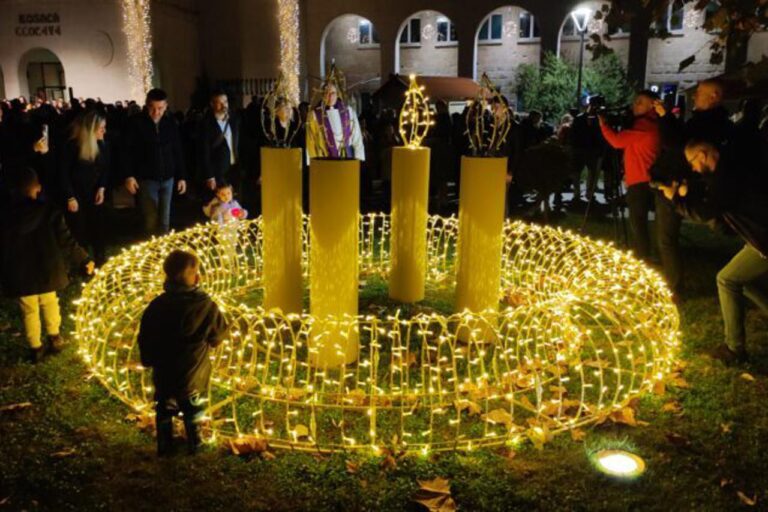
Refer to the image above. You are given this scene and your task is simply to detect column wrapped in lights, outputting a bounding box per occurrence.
[121,0,154,101]
[455,74,511,324]
[277,0,301,104]
[389,75,433,303]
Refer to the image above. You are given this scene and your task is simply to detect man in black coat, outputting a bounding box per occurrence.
[137,250,227,455]
[122,89,187,236]
[198,90,241,197]
[660,141,768,364]
[1,168,93,362]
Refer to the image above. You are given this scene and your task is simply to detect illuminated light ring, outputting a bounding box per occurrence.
[74,214,680,453]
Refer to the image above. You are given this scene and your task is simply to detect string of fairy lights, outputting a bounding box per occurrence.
[277,0,301,104]
[399,75,435,149]
[121,0,154,101]
[74,214,680,454]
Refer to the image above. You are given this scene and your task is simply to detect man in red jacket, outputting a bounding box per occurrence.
[599,91,661,259]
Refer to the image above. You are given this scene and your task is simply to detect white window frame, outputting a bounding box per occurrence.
[518,12,540,40]
[399,17,422,46]
[358,19,379,47]
[436,16,458,44]
[478,13,503,43]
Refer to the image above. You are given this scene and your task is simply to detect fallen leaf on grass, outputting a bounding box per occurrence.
[720,477,733,488]
[0,402,31,413]
[481,408,514,429]
[653,380,666,396]
[228,436,269,456]
[570,429,587,442]
[454,399,481,416]
[736,491,757,506]
[526,424,552,450]
[661,401,683,414]
[412,477,456,512]
[740,373,756,382]
[610,407,638,427]
[292,424,310,440]
[124,412,154,432]
[260,451,276,461]
[50,448,77,458]
[346,460,360,474]
[720,423,732,434]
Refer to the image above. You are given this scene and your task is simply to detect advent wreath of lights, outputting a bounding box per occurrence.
[74,214,680,454]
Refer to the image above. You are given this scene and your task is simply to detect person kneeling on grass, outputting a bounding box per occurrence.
[659,141,768,364]
[137,250,227,456]
[0,167,94,363]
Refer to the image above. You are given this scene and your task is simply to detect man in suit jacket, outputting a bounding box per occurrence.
[198,90,240,194]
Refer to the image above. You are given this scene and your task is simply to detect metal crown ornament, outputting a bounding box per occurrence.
[466,73,512,157]
[399,74,434,149]
[261,73,303,148]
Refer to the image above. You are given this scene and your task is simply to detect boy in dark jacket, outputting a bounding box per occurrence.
[137,250,227,456]
[0,167,94,363]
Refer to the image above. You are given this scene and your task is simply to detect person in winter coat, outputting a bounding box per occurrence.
[660,141,768,364]
[599,90,661,259]
[0,167,94,363]
[137,250,227,456]
[60,110,111,266]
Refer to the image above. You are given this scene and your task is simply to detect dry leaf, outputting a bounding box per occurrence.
[413,477,456,512]
[228,436,269,455]
[609,407,638,427]
[454,399,481,416]
[740,373,756,382]
[661,401,683,414]
[293,424,310,440]
[0,402,32,413]
[481,408,514,429]
[736,491,757,506]
[346,459,360,474]
[720,423,732,434]
[720,477,733,488]
[665,432,691,448]
[570,429,587,442]
[526,424,552,450]
[260,451,276,461]
[50,447,77,458]
[653,380,666,396]
[380,453,398,471]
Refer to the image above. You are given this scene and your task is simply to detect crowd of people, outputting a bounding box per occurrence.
[0,77,767,444]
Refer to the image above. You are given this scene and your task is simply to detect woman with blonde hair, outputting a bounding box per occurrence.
[60,109,111,266]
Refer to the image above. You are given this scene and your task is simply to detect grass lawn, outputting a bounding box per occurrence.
[1,212,767,511]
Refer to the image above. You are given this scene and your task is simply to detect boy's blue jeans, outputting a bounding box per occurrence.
[138,178,174,235]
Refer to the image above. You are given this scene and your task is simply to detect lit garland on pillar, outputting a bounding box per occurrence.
[121,0,154,100]
[74,215,680,454]
[277,0,301,103]
[399,75,434,149]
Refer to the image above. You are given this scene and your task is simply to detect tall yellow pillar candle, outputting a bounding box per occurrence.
[389,147,430,303]
[455,156,507,314]
[309,159,360,367]
[261,147,304,314]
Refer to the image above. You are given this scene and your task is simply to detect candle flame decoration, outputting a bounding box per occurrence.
[261,73,303,148]
[399,75,435,149]
[74,214,680,455]
[466,73,512,157]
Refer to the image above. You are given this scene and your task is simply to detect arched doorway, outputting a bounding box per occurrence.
[320,14,382,108]
[473,6,542,103]
[18,48,66,101]
[395,10,458,77]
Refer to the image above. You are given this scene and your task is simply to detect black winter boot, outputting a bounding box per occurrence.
[183,417,201,455]
[156,418,175,457]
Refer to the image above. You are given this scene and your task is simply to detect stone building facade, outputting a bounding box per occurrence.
[0,0,765,109]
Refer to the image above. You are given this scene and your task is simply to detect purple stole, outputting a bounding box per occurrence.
[314,100,353,158]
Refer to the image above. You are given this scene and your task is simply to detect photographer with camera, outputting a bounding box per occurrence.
[659,141,768,364]
[598,90,661,260]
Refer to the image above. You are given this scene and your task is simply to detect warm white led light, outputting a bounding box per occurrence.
[595,450,646,478]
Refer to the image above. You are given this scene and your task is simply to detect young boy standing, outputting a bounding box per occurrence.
[137,250,227,456]
[0,167,94,363]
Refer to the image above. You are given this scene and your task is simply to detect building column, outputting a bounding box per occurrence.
[627,6,652,87]
[458,31,476,78]
[379,28,396,80]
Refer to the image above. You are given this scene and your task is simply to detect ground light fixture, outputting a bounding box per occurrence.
[594,449,647,479]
